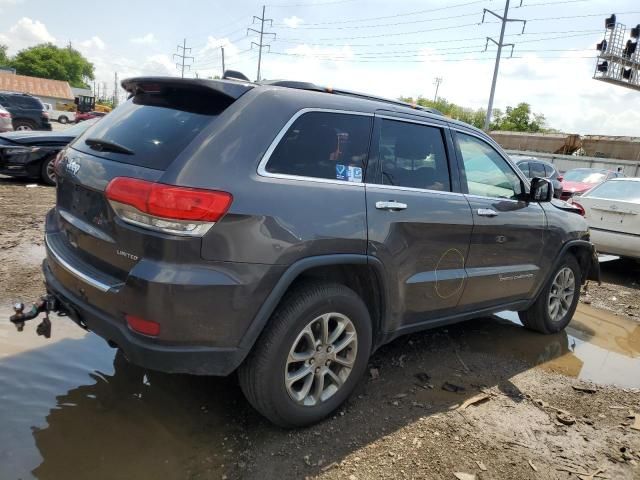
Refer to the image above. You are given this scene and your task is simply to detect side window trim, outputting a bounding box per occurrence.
[257,108,373,187]
[450,128,530,199]
[368,113,455,194]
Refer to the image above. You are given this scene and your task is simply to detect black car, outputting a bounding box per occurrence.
[14,75,599,427]
[512,155,564,199]
[0,91,52,131]
[0,119,98,185]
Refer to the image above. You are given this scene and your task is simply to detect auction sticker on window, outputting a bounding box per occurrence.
[336,164,363,183]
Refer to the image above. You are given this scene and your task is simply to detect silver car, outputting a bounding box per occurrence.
[0,104,12,132]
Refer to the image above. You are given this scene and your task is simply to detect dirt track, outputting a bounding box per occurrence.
[0,176,639,480]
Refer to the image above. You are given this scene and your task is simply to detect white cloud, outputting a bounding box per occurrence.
[283,16,304,28]
[0,0,23,13]
[78,36,106,51]
[0,17,55,54]
[143,54,176,76]
[130,33,156,45]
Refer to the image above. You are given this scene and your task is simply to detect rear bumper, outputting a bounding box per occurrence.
[44,261,248,375]
[43,219,285,375]
[590,228,640,259]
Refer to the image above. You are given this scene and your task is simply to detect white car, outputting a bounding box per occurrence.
[573,178,640,259]
[42,102,76,124]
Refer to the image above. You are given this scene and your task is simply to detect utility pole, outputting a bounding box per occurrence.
[221,46,226,75]
[482,0,526,130]
[433,77,442,102]
[113,72,119,107]
[174,38,194,78]
[248,5,276,81]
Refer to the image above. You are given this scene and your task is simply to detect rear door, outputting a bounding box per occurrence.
[365,114,473,331]
[451,129,546,309]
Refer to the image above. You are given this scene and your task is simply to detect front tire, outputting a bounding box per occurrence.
[40,156,57,185]
[58,115,69,124]
[519,254,581,334]
[239,282,372,428]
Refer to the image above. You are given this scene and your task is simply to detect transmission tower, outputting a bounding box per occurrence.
[248,5,276,81]
[174,38,194,78]
[482,0,527,130]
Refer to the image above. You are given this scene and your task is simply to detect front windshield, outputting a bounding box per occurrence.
[563,169,607,184]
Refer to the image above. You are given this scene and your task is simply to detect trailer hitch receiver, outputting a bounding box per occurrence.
[9,295,61,339]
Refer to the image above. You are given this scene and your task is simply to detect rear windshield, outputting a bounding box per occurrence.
[564,168,607,184]
[72,87,229,170]
[584,180,640,202]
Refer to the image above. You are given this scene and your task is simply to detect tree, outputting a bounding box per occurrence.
[399,96,549,132]
[0,44,9,66]
[9,43,94,87]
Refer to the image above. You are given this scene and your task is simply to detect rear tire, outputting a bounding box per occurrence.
[519,254,581,334]
[238,282,372,428]
[58,116,69,124]
[13,119,36,131]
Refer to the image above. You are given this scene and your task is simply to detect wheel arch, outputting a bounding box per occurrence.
[237,254,389,362]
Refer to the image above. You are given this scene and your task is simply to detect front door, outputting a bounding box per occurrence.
[366,115,473,331]
[452,130,546,310]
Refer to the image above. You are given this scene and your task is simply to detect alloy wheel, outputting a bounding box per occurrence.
[548,267,575,322]
[285,312,358,406]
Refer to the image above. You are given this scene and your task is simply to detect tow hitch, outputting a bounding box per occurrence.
[9,295,64,339]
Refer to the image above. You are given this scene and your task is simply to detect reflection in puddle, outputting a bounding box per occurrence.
[0,303,638,479]
[494,304,640,388]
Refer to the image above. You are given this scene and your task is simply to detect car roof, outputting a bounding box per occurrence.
[122,75,490,137]
[603,177,640,182]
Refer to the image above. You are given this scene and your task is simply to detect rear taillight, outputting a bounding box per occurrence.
[42,111,49,118]
[126,314,160,336]
[0,112,10,118]
[53,150,65,175]
[105,177,233,236]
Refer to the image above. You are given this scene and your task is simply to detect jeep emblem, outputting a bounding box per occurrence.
[65,159,80,176]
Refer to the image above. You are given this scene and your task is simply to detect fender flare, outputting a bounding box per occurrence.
[236,254,389,358]
[528,239,600,307]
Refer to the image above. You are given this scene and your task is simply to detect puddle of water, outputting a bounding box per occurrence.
[492,304,640,388]
[0,309,245,480]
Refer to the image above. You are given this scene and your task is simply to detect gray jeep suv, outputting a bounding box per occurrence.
[40,76,599,427]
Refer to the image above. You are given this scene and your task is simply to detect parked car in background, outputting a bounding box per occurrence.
[37,75,599,427]
[0,91,52,131]
[511,154,563,199]
[0,118,99,185]
[75,110,107,123]
[572,178,640,259]
[42,102,76,124]
[0,104,12,132]
[560,168,623,200]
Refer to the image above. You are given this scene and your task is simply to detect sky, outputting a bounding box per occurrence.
[0,0,638,136]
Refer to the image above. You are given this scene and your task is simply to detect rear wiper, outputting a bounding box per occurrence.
[85,138,134,155]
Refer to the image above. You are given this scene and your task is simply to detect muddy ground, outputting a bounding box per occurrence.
[0,176,639,480]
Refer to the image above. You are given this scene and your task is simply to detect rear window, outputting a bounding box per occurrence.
[12,96,43,109]
[73,87,229,170]
[265,111,372,182]
[584,180,640,202]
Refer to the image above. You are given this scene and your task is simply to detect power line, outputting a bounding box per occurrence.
[248,5,276,81]
[268,0,358,8]
[267,51,598,62]
[173,38,194,78]
[483,0,526,130]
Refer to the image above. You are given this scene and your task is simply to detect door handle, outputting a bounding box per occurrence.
[376,201,408,211]
[477,208,498,217]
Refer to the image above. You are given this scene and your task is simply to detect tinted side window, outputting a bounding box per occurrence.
[544,164,556,178]
[456,132,523,199]
[517,161,530,177]
[266,112,372,182]
[13,96,42,109]
[379,119,450,191]
[529,161,546,178]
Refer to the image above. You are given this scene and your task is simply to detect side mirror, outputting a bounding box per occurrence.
[530,177,553,202]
